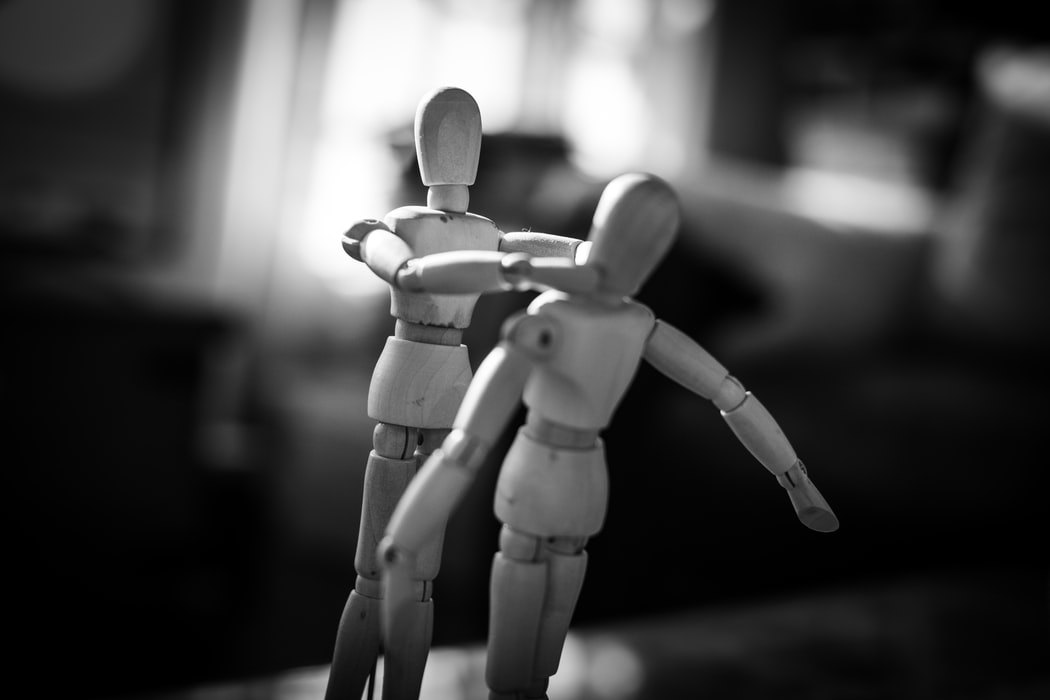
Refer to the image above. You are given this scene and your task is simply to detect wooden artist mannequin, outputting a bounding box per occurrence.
[324,87,588,700]
[378,173,839,700]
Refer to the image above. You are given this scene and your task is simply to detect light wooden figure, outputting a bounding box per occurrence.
[378,173,839,700]
[324,87,588,700]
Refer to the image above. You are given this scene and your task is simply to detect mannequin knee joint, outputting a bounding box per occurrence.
[373,422,417,459]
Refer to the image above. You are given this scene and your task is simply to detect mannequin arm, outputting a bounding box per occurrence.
[378,341,535,640]
[341,219,414,286]
[345,219,599,294]
[501,231,593,267]
[396,250,601,295]
[500,230,584,258]
[643,320,838,532]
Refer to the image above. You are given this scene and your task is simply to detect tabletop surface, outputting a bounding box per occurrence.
[131,568,1050,700]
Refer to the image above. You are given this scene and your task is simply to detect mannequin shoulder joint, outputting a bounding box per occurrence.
[500,312,559,360]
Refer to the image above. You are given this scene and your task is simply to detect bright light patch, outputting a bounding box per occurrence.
[299,131,393,300]
[549,632,646,699]
[564,58,647,177]
[299,0,529,300]
[548,633,589,696]
[782,166,936,234]
[588,636,645,698]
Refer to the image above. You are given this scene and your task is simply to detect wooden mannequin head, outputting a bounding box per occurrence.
[414,86,482,187]
[583,172,680,297]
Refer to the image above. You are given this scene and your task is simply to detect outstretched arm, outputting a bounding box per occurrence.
[396,250,601,295]
[382,343,531,555]
[378,321,542,642]
[343,220,599,295]
[499,230,591,262]
[643,320,838,532]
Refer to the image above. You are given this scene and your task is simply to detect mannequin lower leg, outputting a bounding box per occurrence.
[486,525,588,698]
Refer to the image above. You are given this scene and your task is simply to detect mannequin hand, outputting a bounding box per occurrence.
[778,461,839,532]
[341,219,392,262]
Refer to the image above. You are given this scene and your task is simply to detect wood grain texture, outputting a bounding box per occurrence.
[401,250,506,294]
[721,392,799,475]
[383,206,501,328]
[494,430,607,537]
[359,227,415,286]
[367,338,471,429]
[500,230,584,258]
[643,320,730,400]
[355,451,443,581]
[415,87,481,187]
[323,591,381,700]
[519,293,655,429]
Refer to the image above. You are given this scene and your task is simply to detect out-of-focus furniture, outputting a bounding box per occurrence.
[3,244,271,698]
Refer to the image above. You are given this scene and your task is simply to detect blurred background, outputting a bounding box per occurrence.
[2,0,1049,698]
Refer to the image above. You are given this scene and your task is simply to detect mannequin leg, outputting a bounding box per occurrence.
[486,525,588,699]
[377,428,449,699]
[326,423,421,700]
